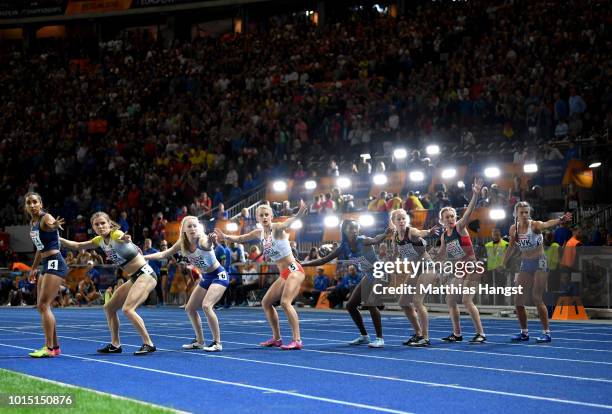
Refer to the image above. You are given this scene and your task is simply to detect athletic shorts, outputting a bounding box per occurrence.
[42,253,68,278]
[520,256,548,273]
[280,262,304,280]
[129,263,158,284]
[199,266,229,289]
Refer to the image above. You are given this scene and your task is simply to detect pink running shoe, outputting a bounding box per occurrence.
[259,338,283,347]
[280,340,303,351]
[51,347,61,357]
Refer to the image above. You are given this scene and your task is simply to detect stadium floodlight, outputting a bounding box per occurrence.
[305,180,317,190]
[337,177,351,189]
[457,180,465,188]
[441,168,457,179]
[484,166,501,178]
[359,214,375,227]
[589,162,602,168]
[290,219,303,230]
[489,209,506,220]
[409,171,425,182]
[523,163,538,173]
[426,144,440,155]
[226,222,238,232]
[324,215,339,228]
[360,153,371,160]
[373,174,388,185]
[272,180,287,192]
[393,148,407,160]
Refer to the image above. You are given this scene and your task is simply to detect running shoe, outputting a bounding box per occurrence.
[536,333,552,343]
[182,339,205,349]
[409,337,431,347]
[259,338,283,347]
[441,333,463,342]
[280,340,303,351]
[29,346,54,358]
[203,341,223,352]
[469,333,487,344]
[133,344,156,355]
[51,347,61,356]
[348,335,370,345]
[402,334,420,346]
[368,337,385,348]
[97,343,122,354]
[511,332,530,342]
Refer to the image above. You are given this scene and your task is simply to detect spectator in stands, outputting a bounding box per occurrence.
[216,203,229,220]
[561,225,582,271]
[280,201,293,216]
[434,191,451,211]
[86,260,101,291]
[65,251,77,266]
[305,247,320,261]
[151,212,167,243]
[310,195,323,214]
[388,193,403,211]
[199,193,212,218]
[76,276,100,306]
[326,265,361,309]
[320,193,335,213]
[225,242,242,264]
[554,223,572,246]
[118,211,129,233]
[303,267,330,307]
[404,191,424,211]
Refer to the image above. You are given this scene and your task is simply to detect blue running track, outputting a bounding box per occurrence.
[1,307,611,413]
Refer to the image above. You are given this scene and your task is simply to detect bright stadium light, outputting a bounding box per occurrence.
[324,215,339,228]
[589,162,602,168]
[484,166,501,178]
[373,173,388,185]
[457,180,465,188]
[489,209,506,220]
[226,222,238,232]
[359,214,375,227]
[524,163,538,173]
[393,148,407,160]
[360,153,371,160]
[305,180,317,190]
[441,168,457,179]
[426,144,440,155]
[272,180,287,192]
[290,219,303,230]
[409,171,425,182]
[337,176,351,189]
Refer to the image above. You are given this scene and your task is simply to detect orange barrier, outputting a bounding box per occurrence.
[315,291,331,309]
[551,296,589,320]
[66,267,87,292]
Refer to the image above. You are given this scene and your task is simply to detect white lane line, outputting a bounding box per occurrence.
[0,368,188,413]
[0,343,413,414]
[2,330,612,410]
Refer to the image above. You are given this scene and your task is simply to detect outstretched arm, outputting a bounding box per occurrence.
[41,214,65,232]
[410,224,441,239]
[363,226,394,246]
[275,201,308,232]
[302,247,341,267]
[60,237,96,251]
[533,212,572,232]
[144,240,181,260]
[214,228,261,244]
[456,177,484,231]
